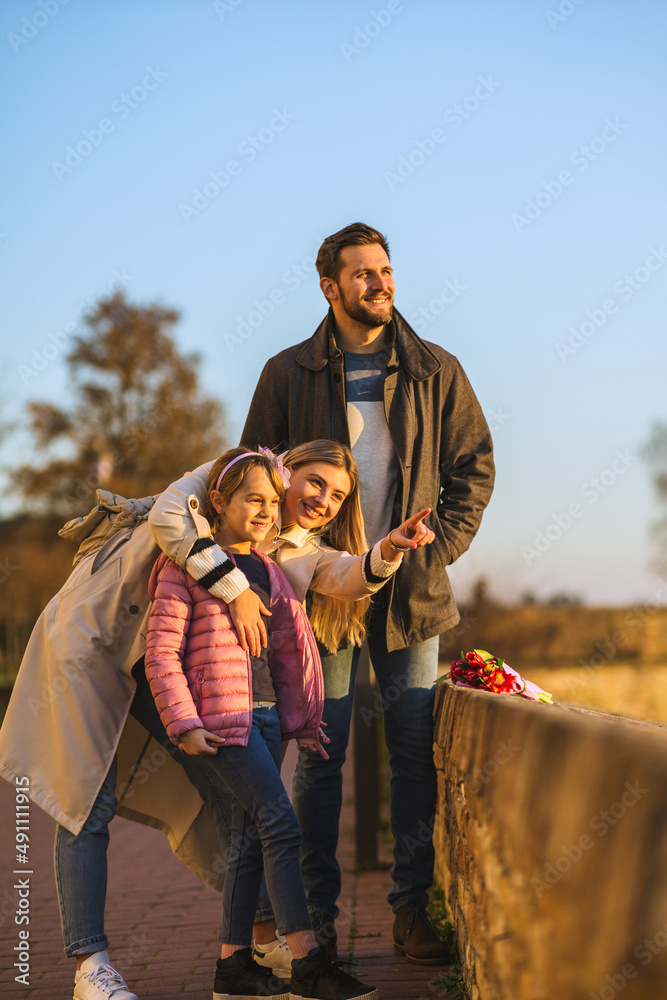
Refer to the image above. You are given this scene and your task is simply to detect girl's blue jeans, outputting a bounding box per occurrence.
[191,704,311,943]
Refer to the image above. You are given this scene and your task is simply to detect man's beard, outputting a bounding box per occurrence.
[339,287,393,328]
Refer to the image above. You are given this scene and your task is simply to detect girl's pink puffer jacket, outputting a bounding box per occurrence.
[145,549,324,746]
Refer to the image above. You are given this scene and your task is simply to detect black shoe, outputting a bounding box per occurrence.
[392,901,457,965]
[213,947,289,999]
[309,911,337,961]
[289,945,378,1000]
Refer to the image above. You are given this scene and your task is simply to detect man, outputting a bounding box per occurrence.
[242,222,495,963]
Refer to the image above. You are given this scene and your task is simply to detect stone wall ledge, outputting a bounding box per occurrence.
[433,681,667,1000]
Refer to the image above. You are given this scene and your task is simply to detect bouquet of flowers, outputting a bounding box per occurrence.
[446,649,552,703]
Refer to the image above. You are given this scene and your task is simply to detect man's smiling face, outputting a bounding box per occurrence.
[332,243,395,329]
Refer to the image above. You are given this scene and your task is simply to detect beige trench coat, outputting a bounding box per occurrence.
[0,492,226,891]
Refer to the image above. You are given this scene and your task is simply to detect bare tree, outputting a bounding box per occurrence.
[14,291,226,516]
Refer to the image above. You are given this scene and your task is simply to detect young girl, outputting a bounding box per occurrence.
[145,448,381,1000]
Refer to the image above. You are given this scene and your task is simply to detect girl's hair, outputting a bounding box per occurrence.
[201,447,286,530]
[283,440,370,654]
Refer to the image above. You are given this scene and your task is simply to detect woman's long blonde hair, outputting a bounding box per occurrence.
[283,440,370,654]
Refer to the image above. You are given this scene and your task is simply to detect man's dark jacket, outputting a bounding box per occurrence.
[242,308,495,652]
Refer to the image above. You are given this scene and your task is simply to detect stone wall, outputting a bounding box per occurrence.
[432,681,667,1000]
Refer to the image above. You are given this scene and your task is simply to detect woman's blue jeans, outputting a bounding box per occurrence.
[292,588,440,917]
[54,756,118,957]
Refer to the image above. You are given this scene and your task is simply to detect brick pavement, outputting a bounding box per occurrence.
[0,741,456,1000]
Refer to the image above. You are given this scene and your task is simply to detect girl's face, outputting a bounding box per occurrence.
[212,466,281,550]
[281,461,352,531]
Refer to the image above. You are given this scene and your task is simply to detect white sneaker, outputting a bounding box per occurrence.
[252,930,293,979]
[73,951,138,1000]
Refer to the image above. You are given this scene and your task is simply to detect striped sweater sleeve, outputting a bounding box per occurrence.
[360,540,402,590]
[184,537,249,602]
[147,462,250,604]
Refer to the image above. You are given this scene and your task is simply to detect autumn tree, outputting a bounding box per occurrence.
[14,291,226,517]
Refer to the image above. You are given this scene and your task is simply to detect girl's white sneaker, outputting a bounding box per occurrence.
[73,951,138,1000]
[253,930,294,979]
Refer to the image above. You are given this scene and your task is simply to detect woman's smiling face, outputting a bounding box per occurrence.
[281,461,352,531]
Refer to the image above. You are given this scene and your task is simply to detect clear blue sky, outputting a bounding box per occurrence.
[2,0,666,606]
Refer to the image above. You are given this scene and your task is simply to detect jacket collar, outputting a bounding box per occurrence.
[295,306,442,381]
[257,520,316,552]
[273,522,313,548]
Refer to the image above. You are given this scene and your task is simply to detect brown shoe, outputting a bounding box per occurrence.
[392,902,457,965]
[310,910,337,961]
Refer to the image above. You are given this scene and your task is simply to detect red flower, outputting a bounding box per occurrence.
[465,650,486,669]
[449,649,517,694]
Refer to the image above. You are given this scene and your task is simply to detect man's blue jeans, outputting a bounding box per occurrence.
[292,588,439,916]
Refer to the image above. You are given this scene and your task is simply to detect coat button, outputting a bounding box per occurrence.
[334,373,341,383]
[129,605,139,614]
[190,498,198,509]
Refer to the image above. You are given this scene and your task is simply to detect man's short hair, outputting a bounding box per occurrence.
[316,222,390,282]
